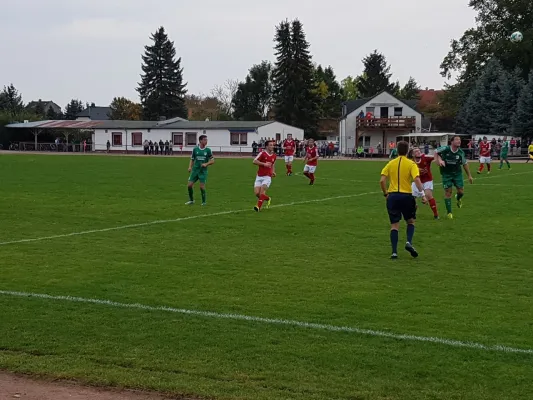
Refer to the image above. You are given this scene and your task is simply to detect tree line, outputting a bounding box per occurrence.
[4,0,533,139]
[1,22,423,139]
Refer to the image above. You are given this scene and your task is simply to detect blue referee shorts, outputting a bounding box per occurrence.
[386,193,417,224]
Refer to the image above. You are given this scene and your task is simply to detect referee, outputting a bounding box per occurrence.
[380,141,426,259]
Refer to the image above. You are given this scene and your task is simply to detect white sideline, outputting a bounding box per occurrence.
[0,191,379,246]
[0,289,531,355]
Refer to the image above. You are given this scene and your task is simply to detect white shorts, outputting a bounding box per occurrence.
[479,156,491,163]
[254,176,272,188]
[303,165,316,173]
[284,155,294,163]
[411,181,433,197]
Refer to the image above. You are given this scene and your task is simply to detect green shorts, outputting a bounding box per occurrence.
[500,152,508,159]
[442,173,463,190]
[188,169,207,184]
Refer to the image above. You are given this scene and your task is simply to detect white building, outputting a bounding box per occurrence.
[93,119,304,153]
[339,91,422,155]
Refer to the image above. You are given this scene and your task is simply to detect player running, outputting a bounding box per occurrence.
[433,136,474,219]
[186,135,214,206]
[477,136,492,174]
[283,134,296,176]
[303,138,319,185]
[499,136,511,170]
[410,147,439,219]
[253,140,276,212]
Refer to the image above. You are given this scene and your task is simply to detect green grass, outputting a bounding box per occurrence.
[1,154,532,400]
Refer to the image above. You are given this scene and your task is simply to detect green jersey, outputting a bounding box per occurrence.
[500,141,509,155]
[191,146,213,170]
[435,145,467,175]
[389,148,398,159]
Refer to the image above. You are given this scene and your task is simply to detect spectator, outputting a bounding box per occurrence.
[159,139,164,155]
[252,141,258,156]
[106,140,111,153]
[149,140,154,155]
[169,141,173,155]
[143,140,149,155]
[328,141,334,158]
[165,140,170,155]
[154,140,159,155]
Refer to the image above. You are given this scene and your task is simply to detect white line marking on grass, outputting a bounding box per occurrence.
[1,289,532,355]
[0,191,379,246]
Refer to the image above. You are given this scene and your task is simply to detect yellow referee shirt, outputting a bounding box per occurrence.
[381,156,420,193]
[529,144,533,153]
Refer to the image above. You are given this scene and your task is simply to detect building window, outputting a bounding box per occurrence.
[231,132,248,145]
[172,132,184,146]
[112,132,122,146]
[365,107,375,114]
[394,107,403,116]
[186,132,197,146]
[131,132,142,146]
[358,136,371,147]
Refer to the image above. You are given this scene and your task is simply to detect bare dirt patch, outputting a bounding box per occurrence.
[0,371,192,400]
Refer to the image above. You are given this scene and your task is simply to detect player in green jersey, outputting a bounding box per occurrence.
[433,136,474,219]
[499,136,511,170]
[389,147,398,159]
[186,135,214,206]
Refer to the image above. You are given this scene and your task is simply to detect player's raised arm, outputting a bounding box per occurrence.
[433,149,445,167]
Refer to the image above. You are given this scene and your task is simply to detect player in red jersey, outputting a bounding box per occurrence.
[283,134,296,176]
[478,136,492,174]
[409,147,439,219]
[253,140,276,212]
[303,138,319,185]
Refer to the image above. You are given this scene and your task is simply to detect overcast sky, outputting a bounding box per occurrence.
[0,0,475,108]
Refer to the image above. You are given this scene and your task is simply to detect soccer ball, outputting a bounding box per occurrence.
[510,31,523,43]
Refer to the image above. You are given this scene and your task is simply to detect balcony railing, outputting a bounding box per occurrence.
[356,117,416,129]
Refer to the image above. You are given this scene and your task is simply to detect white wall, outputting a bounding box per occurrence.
[339,92,422,154]
[93,122,303,153]
[256,122,304,141]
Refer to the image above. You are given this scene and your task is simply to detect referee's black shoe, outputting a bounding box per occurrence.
[405,242,419,258]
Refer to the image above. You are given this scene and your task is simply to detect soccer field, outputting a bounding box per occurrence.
[1,154,532,400]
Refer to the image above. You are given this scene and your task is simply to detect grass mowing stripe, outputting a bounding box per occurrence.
[1,289,532,356]
[0,191,379,246]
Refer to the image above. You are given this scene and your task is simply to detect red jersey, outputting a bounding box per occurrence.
[480,141,491,157]
[255,151,276,177]
[283,139,295,156]
[415,154,433,183]
[305,146,319,166]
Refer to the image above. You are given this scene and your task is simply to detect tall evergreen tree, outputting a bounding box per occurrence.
[272,20,294,126]
[356,51,397,98]
[137,27,187,120]
[34,101,45,117]
[46,106,58,120]
[0,84,24,113]
[272,19,319,135]
[64,99,84,120]
[399,77,420,100]
[457,59,515,136]
[512,71,533,139]
[232,61,272,120]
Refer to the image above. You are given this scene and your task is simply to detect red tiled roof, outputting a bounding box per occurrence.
[418,89,443,108]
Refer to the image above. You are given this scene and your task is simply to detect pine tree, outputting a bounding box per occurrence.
[290,20,320,135]
[399,77,420,100]
[34,101,45,117]
[64,99,83,120]
[457,59,514,136]
[0,84,24,113]
[137,27,187,120]
[356,51,397,98]
[46,106,58,120]
[512,71,533,139]
[272,20,294,126]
